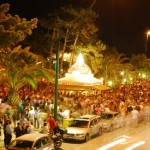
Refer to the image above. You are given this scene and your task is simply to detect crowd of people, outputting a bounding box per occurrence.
[0,80,150,146]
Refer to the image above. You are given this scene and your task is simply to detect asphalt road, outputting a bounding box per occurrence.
[0,122,150,150]
[61,122,150,150]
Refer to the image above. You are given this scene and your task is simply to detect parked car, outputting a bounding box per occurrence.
[5,133,55,150]
[101,111,124,131]
[63,114,103,142]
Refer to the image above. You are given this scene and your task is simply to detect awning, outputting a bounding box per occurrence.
[58,84,110,91]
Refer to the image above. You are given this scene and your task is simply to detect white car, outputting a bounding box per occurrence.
[101,111,124,131]
[5,133,55,150]
[63,115,103,142]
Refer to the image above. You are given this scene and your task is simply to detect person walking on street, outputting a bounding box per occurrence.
[5,120,13,146]
[47,114,56,134]
[3,120,9,146]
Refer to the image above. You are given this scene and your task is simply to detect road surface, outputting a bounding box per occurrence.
[61,122,150,150]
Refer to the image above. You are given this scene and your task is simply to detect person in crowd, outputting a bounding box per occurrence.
[37,113,44,130]
[131,107,139,127]
[53,121,60,134]
[5,120,13,146]
[14,122,22,137]
[20,114,28,126]
[3,119,9,146]
[34,107,40,129]
[39,122,49,134]
[47,114,56,133]
[21,122,27,135]
[96,104,102,116]
[28,106,35,124]
[26,121,35,133]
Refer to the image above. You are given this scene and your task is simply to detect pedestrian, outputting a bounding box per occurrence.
[39,122,49,134]
[34,107,40,129]
[26,121,35,133]
[131,107,139,127]
[53,121,60,134]
[5,120,13,146]
[21,122,27,135]
[47,114,56,134]
[20,114,28,126]
[38,113,43,130]
[28,106,35,125]
[3,120,9,146]
[14,122,22,137]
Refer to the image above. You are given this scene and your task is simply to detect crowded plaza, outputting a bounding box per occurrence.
[0,79,150,146]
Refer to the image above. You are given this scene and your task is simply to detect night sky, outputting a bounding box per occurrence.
[0,0,150,58]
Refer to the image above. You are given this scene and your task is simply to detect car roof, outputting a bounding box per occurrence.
[102,111,118,115]
[76,115,99,120]
[15,133,48,142]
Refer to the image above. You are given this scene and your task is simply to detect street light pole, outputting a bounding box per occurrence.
[54,37,60,120]
[145,30,150,56]
[53,0,97,121]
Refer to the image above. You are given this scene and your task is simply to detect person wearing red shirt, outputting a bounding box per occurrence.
[47,114,56,133]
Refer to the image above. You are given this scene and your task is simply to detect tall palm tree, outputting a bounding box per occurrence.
[0,46,54,107]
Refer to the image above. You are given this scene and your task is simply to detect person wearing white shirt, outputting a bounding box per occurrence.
[131,108,139,127]
[5,120,13,145]
[28,106,35,124]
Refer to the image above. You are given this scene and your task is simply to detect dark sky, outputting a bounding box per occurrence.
[0,0,150,58]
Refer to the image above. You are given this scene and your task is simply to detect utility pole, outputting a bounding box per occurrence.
[53,0,97,120]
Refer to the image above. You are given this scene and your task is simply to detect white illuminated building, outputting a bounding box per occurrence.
[58,53,106,90]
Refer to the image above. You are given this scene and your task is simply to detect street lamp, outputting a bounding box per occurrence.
[145,30,150,56]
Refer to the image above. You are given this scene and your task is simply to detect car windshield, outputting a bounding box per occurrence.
[101,113,113,119]
[8,139,33,149]
[69,120,89,128]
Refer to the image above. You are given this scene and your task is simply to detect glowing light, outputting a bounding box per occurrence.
[120,71,124,76]
[123,78,127,83]
[125,141,145,150]
[142,74,146,78]
[36,61,42,64]
[108,81,113,86]
[76,53,84,64]
[139,73,141,76]
[72,71,80,76]
[129,77,133,81]
[97,138,126,150]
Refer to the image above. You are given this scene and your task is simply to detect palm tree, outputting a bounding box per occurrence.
[0,46,54,107]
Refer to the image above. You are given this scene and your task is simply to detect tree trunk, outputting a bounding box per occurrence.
[49,27,56,69]
[69,33,79,67]
[60,29,68,76]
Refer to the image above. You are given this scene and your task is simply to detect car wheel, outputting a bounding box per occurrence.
[98,128,102,136]
[109,125,114,132]
[84,134,90,142]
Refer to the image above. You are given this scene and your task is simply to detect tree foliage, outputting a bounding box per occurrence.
[0,3,38,51]
[0,46,54,107]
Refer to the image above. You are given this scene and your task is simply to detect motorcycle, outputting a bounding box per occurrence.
[51,132,63,149]
[51,127,67,149]
[40,127,67,149]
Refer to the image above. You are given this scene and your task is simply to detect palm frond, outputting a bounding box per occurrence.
[22,74,37,90]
